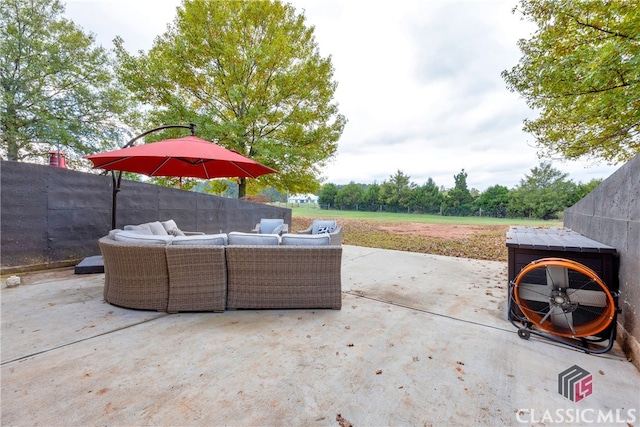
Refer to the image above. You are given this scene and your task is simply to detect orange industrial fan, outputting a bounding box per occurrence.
[509,258,619,353]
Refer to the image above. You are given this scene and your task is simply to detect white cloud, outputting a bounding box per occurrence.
[65,0,179,52]
[64,0,623,190]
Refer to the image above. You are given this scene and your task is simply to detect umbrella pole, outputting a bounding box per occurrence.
[108,123,197,229]
[111,171,118,229]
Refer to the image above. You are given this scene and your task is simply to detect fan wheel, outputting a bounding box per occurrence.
[513,258,615,338]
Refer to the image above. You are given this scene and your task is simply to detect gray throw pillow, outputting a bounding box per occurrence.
[123,224,154,235]
[312,220,336,234]
[143,221,169,236]
[161,220,185,236]
[259,218,284,234]
[167,227,186,237]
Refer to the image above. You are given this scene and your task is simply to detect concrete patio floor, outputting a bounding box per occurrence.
[2,245,639,426]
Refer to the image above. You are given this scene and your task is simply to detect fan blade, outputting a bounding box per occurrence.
[567,289,608,308]
[539,305,555,325]
[546,265,569,289]
[550,308,575,335]
[517,282,551,303]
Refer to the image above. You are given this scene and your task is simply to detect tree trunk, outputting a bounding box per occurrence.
[238,177,246,198]
[3,102,19,161]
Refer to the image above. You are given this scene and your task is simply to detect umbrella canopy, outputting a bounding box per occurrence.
[85,135,277,179]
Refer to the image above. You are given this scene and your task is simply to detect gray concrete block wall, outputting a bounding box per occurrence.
[564,154,639,369]
[1,162,49,267]
[1,161,291,273]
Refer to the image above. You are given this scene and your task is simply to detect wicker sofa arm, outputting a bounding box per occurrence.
[165,245,227,313]
[297,225,342,245]
[98,237,170,311]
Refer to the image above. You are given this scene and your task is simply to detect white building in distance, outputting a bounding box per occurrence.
[287,193,319,204]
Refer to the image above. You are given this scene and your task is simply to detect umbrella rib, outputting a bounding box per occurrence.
[229,161,258,178]
[92,157,132,168]
[150,157,172,176]
[175,157,210,179]
[202,160,210,179]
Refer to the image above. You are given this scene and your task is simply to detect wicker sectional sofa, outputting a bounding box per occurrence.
[98,226,342,313]
[225,245,342,310]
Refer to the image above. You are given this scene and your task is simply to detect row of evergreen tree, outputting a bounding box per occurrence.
[311,163,601,220]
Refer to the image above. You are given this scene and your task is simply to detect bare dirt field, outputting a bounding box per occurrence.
[377,222,508,239]
[292,217,509,262]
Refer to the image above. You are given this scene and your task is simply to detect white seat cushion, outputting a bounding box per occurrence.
[228,232,279,246]
[107,229,123,240]
[114,231,174,245]
[281,234,330,246]
[171,234,228,246]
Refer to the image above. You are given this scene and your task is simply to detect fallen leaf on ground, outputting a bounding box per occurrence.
[336,413,353,427]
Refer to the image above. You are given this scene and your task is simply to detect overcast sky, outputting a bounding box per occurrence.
[64,0,622,191]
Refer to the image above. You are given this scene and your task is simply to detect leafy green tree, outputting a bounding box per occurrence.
[361,182,381,211]
[192,179,231,196]
[114,0,346,197]
[408,178,443,214]
[502,0,640,164]
[318,182,338,208]
[508,162,574,219]
[259,186,286,203]
[567,178,603,207]
[443,169,475,216]
[379,170,415,211]
[1,0,132,164]
[335,181,364,210]
[208,180,235,197]
[151,176,199,191]
[476,185,510,218]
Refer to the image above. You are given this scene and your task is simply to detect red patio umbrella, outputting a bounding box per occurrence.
[84,134,278,229]
[85,135,277,180]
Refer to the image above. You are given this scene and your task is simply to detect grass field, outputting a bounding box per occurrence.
[289,205,562,227]
[287,205,563,262]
